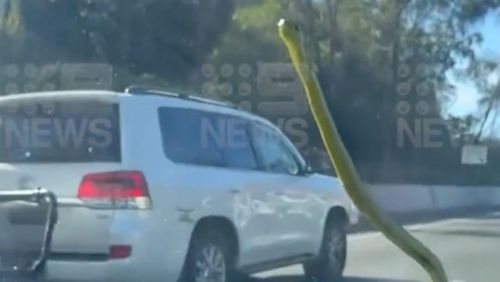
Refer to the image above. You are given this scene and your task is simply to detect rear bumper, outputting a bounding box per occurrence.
[45,240,187,282]
[45,211,192,282]
[46,260,111,282]
[45,255,182,282]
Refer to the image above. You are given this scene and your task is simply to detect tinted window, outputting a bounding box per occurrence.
[0,99,120,163]
[220,116,257,169]
[158,107,257,169]
[250,123,300,175]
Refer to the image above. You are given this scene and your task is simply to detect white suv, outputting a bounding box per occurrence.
[0,87,358,282]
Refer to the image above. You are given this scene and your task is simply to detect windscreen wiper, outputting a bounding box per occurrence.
[277,19,448,282]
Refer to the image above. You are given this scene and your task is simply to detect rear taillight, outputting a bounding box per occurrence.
[109,245,132,259]
[77,171,151,209]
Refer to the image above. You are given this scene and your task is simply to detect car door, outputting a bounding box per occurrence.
[276,134,327,254]
[249,122,319,258]
[156,107,280,267]
[215,114,284,267]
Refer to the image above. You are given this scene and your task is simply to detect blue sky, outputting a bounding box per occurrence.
[447,12,500,117]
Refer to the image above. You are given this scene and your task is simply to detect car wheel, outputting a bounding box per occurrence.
[183,228,236,282]
[303,221,347,282]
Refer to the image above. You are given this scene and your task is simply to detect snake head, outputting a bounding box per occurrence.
[277,19,301,44]
[277,18,314,82]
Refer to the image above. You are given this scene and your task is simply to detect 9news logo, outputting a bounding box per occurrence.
[199,62,310,149]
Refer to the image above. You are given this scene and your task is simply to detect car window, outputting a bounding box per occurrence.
[0,99,120,163]
[158,107,257,169]
[220,116,258,170]
[250,123,300,175]
[159,107,225,167]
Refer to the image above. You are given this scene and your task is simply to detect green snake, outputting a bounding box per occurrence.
[278,19,447,282]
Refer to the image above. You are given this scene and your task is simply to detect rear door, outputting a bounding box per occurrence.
[157,107,282,266]
[0,94,122,255]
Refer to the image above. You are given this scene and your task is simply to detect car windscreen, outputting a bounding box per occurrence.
[0,98,120,163]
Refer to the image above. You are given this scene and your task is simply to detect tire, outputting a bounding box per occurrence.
[182,228,237,282]
[303,220,347,282]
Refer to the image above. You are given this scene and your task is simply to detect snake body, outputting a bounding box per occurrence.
[277,19,447,282]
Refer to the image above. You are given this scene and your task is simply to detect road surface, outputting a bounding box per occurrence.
[251,211,500,282]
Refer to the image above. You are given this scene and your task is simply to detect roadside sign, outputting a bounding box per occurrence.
[461,145,488,165]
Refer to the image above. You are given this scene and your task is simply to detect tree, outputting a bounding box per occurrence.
[204,0,500,182]
[2,0,500,183]
[0,0,235,87]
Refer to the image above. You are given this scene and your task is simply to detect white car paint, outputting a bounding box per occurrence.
[0,90,358,282]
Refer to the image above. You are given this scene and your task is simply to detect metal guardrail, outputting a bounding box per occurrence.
[0,189,58,281]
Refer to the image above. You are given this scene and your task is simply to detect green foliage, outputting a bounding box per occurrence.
[0,0,235,86]
[1,0,499,183]
[211,0,290,64]
[207,0,500,182]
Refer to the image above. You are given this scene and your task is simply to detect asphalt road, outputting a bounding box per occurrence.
[250,211,500,282]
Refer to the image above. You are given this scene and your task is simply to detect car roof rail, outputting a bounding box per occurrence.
[124,85,237,109]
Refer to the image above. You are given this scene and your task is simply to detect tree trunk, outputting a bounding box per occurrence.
[382,0,408,175]
[295,0,321,68]
[325,0,342,57]
[475,83,500,143]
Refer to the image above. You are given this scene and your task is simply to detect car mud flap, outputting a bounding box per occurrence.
[0,189,58,282]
